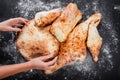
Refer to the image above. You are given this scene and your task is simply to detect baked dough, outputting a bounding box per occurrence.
[50,3,82,42]
[87,13,102,62]
[35,8,62,28]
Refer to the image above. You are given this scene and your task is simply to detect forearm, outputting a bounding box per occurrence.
[0,23,4,31]
[0,61,33,79]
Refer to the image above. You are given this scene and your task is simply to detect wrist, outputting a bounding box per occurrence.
[0,23,3,30]
[0,22,6,31]
[26,61,34,69]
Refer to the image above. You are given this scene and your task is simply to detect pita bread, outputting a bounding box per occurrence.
[50,3,82,42]
[35,8,62,28]
[87,13,102,62]
[16,8,61,60]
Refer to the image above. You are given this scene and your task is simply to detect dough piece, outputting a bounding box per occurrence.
[87,13,102,62]
[35,8,62,28]
[16,20,59,60]
[50,3,82,42]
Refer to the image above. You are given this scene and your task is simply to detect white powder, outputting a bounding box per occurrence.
[15,0,62,19]
[0,33,4,42]
[114,5,120,10]
[0,0,119,79]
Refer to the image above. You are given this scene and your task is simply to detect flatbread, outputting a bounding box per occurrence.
[16,8,61,60]
[35,8,62,28]
[87,13,102,62]
[50,3,82,42]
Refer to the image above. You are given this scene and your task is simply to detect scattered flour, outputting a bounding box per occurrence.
[15,0,62,19]
[114,5,120,11]
[0,0,119,80]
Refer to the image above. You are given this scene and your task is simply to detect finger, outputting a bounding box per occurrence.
[46,63,56,70]
[45,57,57,66]
[13,24,24,27]
[18,17,29,23]
[10,27,22,32]
[13,17,29,24]
[41,54,54,61]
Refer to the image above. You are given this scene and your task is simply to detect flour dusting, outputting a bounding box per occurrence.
[114,5,120,11]
[15,0,62,19]
[15,0,118,79]
[0,0,119,80]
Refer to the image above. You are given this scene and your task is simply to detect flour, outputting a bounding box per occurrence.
[0,0,119,80]
[15,0,62,19]
[0,33,4,42]
[114,5,120,11]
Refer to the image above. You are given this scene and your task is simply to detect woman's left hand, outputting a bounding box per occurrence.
[0,17,29,32]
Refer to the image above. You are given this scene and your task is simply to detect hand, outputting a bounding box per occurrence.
[29,54,57,70]
[0,17,29,32]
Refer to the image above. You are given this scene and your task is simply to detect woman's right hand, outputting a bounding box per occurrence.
[29,54,57,70]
